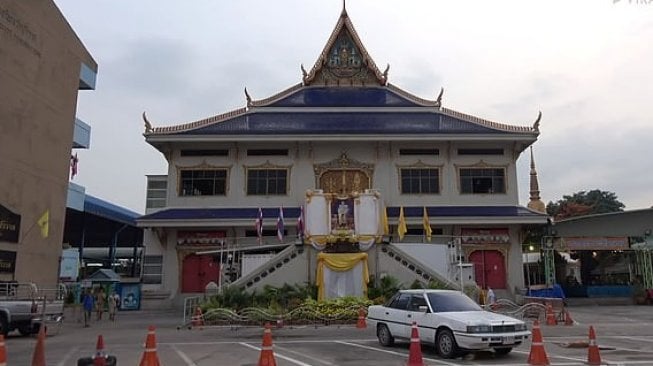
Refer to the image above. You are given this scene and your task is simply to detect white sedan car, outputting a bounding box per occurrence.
[366,289,530,358]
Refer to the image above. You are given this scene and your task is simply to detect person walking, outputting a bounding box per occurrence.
[96,288,106,321]
[108,291,120,321]
[82,289,94,327]
[487,287,497,307]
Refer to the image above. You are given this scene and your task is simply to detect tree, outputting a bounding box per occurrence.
[546,189,625,220]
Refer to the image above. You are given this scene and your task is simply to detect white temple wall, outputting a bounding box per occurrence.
[162,141,521,209]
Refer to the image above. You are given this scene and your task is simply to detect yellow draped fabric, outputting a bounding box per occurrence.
[316,252,369,301]
[381,206,389,235]
[397,206,407,240]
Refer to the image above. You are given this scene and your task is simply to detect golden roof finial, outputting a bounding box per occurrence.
[527,146,546,213]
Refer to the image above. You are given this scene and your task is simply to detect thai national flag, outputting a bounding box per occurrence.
[297,205,305,239]
[277,207,285,242]
[70,153,79,179]
[255,207,263,244]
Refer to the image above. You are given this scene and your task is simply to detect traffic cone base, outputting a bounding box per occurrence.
[356,307,367,329]
[31,324,47,366]
[93,334,107,366]
[258,322,277,366]
[527,320,550,366]
[192,306,204,329]
[545,304,557,326]
[0,334,6,366]
[139,325,161,366]
[406,321,424,366]
[587,326,602,366]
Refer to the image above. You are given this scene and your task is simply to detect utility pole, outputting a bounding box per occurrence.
[542,236,556,287]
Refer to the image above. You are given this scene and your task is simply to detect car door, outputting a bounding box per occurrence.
[406,294,435,343]
[384,292,412,339]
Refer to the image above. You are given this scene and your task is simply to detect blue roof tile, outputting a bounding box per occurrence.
[84,195,141,226]
[269,87,420,107]
[181,112,503,135]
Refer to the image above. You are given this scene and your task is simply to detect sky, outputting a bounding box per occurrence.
[54,0,653,214]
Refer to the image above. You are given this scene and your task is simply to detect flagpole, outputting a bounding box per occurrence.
[457,238,464,294]
[219,242,224,294]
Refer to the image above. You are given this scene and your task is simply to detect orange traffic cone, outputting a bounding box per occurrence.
[356,307,367,329]
[0,334,7,366]
[527,320,550,366]
[258,322,277,366]
[93,335,107,366]
[406,321,424,366]
[545,304,557,326]
[587,326,602,365]
[31,324,46,366]
[139,325,161,366]
[563,309,574,326]
[192,306,204,329]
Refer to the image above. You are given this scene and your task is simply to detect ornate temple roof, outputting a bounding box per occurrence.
[142,5,540,143]
[301,6,386,86]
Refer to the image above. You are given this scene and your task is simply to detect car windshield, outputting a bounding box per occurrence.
[426,292,482,312]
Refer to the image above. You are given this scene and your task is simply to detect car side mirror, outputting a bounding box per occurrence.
[418,305,428,313]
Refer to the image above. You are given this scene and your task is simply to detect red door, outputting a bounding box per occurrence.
[182,254,220,293]
[469,250,506,289]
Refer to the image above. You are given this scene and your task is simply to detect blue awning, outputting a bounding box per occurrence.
[138,205,546,222]
[84,195,141,226]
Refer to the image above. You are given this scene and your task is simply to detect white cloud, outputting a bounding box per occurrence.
[56,0,653,212]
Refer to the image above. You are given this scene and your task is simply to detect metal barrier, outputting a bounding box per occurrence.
[181,305,365,329]
[182,296,201,325]
[487,298,547,321]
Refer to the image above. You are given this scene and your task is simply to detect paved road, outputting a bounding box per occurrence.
[5,305,653,365]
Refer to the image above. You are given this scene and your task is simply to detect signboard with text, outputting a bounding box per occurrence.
[0,203,20,243]
[564,237,629,251]
[460,228,510,244]
[0,250,17,273]
[59,248,80,281]
[177,231,226,246]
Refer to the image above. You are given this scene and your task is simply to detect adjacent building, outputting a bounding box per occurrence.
[0,0,97,287]
[137,6,548,307]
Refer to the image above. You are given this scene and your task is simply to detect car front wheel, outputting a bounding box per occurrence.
[377,324,395,347]
[436,328,460,359]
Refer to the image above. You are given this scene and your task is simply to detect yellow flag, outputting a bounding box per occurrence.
[37,210,49,238]
[422,207,432,242]
[381,206,389,235]
[397,206,407,240]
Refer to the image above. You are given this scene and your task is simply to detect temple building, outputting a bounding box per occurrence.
[137,6,547,308]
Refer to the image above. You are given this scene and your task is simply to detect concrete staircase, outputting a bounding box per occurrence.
[230,244,307,292]
[377,244,461,290]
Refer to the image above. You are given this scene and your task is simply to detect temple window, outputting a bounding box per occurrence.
[400,168,440,194]
[179,169,228,196]
[247,149,288,156]
[399,149,440,156]
[459,168,506,194]
[247,169,288,195]
[142,255,163,284]
[458,148,504,155]
[180,149,229,157]
[146,177,167,208]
